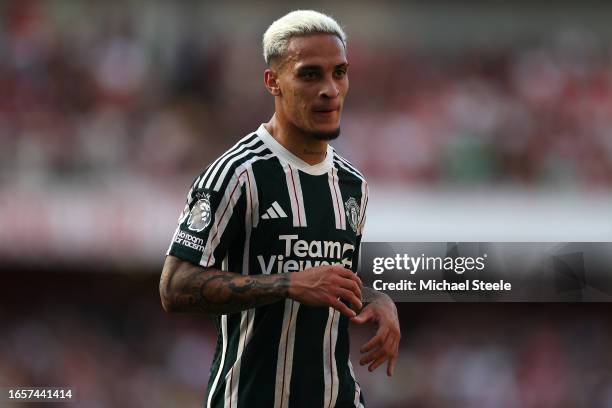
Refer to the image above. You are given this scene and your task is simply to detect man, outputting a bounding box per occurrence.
[160,10,400,408]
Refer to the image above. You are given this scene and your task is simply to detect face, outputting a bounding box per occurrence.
[267,34,349,140]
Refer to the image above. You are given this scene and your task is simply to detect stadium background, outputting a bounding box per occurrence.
[1,0,612,406]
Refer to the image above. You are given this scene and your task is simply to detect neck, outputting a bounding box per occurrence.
[264,114,328,165]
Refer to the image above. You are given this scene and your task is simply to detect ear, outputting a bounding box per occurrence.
[264,68,281,96]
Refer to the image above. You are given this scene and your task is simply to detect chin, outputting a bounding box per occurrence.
[310,126,341,141]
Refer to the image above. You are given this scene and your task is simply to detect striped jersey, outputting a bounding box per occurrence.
[167,124,368,408]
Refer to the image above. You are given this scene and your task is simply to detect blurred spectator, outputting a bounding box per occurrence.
[1,1,611,188]
[3,276,612,408]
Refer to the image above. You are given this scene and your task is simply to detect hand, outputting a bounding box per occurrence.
[351,295,400,376]
[288,265,363,318]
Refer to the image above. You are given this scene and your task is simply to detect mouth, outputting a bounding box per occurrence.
[313,108,339,116]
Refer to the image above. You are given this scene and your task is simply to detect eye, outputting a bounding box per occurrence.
[334,69,347,79]
[300,71,319,80]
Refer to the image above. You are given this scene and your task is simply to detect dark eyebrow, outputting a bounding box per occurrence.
[297,65,323,72]
[296,63,349,72]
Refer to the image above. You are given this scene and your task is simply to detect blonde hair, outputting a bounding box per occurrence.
[262,10,347,65]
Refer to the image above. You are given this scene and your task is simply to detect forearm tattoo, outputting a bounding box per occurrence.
[164,260,290,314]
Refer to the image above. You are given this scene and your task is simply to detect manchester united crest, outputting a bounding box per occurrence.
[187,194,212,232]
[344,197,360,233]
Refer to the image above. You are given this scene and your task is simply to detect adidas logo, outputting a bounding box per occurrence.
[261,201,288,220]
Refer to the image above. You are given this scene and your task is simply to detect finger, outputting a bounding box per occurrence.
[346,271,363,288]
[337,278,362,299]
[335,267,363,288]
[334,266,363,286]
[336,288,362,310]
[330,298,356,318]
[360,345,385,366]
[387,340,398,377]
[361,335,382,354]
[360,327,388,353]
[369,336,395,372]
[351,307,373,324]
[369,353,388,372]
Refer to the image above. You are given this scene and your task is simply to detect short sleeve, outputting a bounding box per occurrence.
[167,173,246,268]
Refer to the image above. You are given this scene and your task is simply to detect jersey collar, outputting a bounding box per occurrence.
[256,124,334,176]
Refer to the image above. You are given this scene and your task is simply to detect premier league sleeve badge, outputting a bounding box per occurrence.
[187,193,212,232]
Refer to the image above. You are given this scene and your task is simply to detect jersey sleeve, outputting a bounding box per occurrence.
[166,172,246,269]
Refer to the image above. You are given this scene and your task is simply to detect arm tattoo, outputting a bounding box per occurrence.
[164,259,289,314]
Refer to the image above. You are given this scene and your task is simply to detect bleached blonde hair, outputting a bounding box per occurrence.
[262,10,347,65]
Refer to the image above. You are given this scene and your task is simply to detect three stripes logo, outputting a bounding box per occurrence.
[261,201,288,220]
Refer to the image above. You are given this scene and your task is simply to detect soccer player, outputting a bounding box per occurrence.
[159,10,400,408]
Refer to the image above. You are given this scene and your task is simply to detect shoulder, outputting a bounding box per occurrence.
[332,149,367,186]
[193,131,275,193]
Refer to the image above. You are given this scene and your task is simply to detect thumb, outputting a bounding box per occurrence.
[351,306,373,324]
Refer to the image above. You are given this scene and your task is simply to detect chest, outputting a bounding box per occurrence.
[249,167,362,271]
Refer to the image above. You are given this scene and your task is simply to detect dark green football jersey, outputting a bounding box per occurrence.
[167,124,368,408]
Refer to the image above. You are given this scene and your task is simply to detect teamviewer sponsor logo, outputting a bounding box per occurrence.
[257,234,355,274]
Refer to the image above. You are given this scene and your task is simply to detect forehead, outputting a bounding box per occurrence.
[283,34,347,69]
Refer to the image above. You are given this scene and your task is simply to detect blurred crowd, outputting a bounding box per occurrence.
[2,1,612,188]
[3,275,612,408]
[3,3,611,407]
[1,304,216,407]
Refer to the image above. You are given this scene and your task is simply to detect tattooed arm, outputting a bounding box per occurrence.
[160,255,289,314]
[160,255,363,316]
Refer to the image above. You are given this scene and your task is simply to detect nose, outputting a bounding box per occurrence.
[320,75,340,99]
